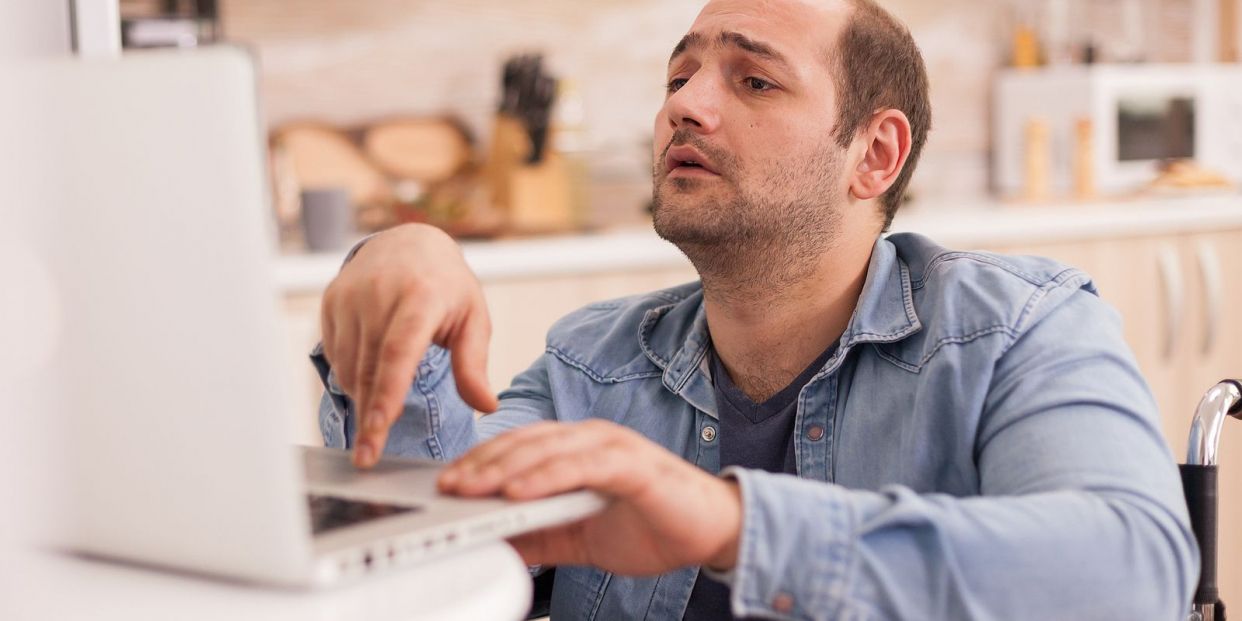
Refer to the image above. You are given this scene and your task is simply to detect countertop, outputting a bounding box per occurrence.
[275,193,1242,295]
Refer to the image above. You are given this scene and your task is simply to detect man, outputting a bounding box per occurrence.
[312,0,1198,618]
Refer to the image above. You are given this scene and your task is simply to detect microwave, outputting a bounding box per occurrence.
[993,64,1242,196]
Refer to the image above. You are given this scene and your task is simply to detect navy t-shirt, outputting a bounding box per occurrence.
[681,342,838,620]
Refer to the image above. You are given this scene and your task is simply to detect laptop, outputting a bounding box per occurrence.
[7,47,604,587]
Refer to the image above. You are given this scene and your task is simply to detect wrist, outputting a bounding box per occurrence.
[705,478,743,571]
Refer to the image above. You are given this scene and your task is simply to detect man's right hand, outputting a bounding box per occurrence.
[319,224,498,468]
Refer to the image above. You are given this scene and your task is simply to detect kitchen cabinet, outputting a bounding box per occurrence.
[282,293,328,446]
[986,228,1242,607]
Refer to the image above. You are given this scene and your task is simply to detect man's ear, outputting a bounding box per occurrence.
[849,109,912,201]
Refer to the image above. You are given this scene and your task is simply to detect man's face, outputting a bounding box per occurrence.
[652,0,852,251]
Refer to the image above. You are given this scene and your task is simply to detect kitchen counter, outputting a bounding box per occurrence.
[275,193,1242,294]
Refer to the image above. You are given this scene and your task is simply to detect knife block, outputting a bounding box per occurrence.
[487,113,574,233]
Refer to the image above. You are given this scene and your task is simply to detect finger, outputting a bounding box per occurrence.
[449,303,498,414]
[353,296,401,441]
[507,522,590,568]
[352,319,376,427]
[452,421,563,469]
[331,300,360,397]
[354,301,439,468]
[445,423,614,496]
[350,327,372,459]
[503,435,652,501]
[438,422,573,494]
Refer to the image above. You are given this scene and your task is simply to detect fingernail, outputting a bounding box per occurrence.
[356,443,374,466]
[366,410,386,433]
[439,468,459,488]
[505,478,526,496]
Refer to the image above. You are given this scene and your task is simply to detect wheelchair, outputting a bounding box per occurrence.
[1182,379,1242,621]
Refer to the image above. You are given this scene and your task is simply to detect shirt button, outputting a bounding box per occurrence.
[701,425,717,442]
[806,425,825,441]
[772,592,794,614]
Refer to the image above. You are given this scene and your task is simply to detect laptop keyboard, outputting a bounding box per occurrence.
[307,494,420,535]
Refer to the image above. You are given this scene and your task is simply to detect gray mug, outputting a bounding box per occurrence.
[300,188,354,253]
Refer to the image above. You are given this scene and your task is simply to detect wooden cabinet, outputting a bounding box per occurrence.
[281,293,330,446]
[985,228,1242,606]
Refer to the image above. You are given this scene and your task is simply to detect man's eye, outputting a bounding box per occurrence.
[744,77,774,92]
[667,78,689,94]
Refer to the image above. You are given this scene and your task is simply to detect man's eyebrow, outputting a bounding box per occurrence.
[719,31,789,66]
[668,30,793,71]
[668,32,703,66]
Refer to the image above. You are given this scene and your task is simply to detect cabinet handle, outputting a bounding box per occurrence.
[1196,240,1223,357]
[1156,245,1184,362]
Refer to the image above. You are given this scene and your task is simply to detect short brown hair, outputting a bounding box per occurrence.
[830,0,931,231]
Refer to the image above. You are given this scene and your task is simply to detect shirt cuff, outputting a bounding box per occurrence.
[341,233,377,266]
[720,466,857,620]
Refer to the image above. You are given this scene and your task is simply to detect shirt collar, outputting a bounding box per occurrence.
[839,234,923,348]
[639,236,922,401]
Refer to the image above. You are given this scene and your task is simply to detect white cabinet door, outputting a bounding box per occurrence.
[282,293,329,446]
[1179,229,1242,604]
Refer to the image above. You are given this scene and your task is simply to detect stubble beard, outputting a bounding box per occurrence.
[651,136,845,305]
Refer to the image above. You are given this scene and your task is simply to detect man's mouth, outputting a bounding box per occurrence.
[664,145,721,177]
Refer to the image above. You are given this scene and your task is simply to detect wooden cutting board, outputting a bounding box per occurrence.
[363,118,473,183]
[271,123,391,208]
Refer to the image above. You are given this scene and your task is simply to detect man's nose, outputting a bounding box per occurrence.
[664,74,722,134]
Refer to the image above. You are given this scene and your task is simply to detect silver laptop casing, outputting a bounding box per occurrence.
[12,47,602,588]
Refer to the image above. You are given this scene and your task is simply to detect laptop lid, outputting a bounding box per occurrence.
[8,47,315,584]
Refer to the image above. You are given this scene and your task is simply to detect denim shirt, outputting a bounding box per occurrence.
[312,232,1197,621]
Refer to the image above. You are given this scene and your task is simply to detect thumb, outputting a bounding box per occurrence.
[449,307,498,413]
[507,523,584,568]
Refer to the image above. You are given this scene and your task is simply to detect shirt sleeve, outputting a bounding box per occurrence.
[312,343,561,461]
[719,288,1198,621]
[309,235,559,459]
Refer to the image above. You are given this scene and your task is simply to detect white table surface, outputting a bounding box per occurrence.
[1,542,532,621]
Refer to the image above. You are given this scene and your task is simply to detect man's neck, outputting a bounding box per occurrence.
[701,233,876,403]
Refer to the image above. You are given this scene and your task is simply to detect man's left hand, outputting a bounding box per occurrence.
[437,420,742,576]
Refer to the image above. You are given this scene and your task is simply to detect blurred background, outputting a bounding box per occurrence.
[3,0,1241,607]
[8,0,1219,242]
[92,0,1242,238]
